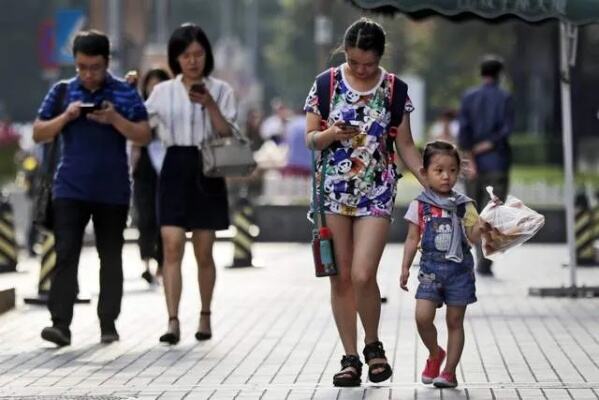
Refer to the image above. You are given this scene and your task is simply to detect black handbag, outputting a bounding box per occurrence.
[33,82,67,230]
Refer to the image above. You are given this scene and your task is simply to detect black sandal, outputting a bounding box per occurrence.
[363,341,392,383]
[159,316,180,345]
[195,311,212,341]
[333,355,363,387]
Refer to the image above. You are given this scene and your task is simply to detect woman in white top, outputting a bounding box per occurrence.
[145,23,237,344]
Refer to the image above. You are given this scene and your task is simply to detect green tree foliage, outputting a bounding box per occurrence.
[262,0,364,109]
[260,1,517,119]
[392,17,516,117]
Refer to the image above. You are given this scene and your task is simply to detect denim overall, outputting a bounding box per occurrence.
[415,203,477,306]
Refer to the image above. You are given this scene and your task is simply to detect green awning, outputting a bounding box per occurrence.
[350,0,599,25]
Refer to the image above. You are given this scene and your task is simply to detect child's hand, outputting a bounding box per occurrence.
[479,219,492,234]
[400,268,410,291]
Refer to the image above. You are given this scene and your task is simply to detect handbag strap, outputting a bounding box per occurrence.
[44,82,68,176]
[311,148,328,229]
[194,83,247,147]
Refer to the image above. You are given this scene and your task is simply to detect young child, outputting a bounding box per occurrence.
[400,140,488,388]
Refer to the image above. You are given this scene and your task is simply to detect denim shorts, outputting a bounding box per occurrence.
[415,260,477,307]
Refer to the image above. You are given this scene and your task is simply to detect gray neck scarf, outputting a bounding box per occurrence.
[416,189,473,263]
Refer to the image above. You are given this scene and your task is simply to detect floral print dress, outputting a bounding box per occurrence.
[304,64,414,218]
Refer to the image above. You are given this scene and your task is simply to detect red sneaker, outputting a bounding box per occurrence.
[433,371,458,388]
[421,347,446,384]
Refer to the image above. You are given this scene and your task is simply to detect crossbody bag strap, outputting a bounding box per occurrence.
[310,148,319,225]
[45,82,68,176]
[318,151,327,228]
[310,148,329,228]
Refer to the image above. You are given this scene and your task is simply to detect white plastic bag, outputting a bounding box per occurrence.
[479,186,545,258]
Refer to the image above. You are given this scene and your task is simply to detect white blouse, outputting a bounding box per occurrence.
[145,74,237,147]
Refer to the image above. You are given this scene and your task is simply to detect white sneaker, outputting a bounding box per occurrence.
[433,371,458,388]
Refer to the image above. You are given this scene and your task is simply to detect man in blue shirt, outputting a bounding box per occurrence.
[458,56,514,276]
[33,30,151,346]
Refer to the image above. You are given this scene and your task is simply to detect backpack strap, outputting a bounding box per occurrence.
[315,67,335,123]
[388,73,408,130]
[43,81,69,173]
[421,202,432,218]
[52,81,69,117]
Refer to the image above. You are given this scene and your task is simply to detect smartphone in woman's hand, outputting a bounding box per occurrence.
[338,121,361,133]
[190,83,207,95]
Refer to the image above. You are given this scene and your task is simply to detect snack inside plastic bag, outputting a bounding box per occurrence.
[479,186,545,258]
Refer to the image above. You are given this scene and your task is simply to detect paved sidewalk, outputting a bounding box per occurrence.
[0,242,598,399]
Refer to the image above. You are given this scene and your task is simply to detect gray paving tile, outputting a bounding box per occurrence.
[0,244,598,399]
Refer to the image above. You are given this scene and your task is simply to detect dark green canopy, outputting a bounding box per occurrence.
[351,0,599,25]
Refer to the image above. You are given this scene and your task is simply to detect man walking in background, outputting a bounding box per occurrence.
[458,55,514,276]
[32,30,150,346]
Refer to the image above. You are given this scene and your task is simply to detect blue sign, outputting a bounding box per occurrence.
[55,9,86,65]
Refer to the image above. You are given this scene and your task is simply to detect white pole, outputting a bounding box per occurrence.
[107,0,122,76]
[155,0,169,45]
[559,21,578,288]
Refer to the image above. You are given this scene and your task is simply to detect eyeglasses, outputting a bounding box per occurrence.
[76,63,106,75]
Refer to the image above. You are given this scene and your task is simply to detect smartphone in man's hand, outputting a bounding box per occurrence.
[79,103,102,115]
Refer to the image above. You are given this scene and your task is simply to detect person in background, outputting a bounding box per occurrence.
[245,107,263,152]
[282,109,311,177]
[33,30,150,346]
[145,23,237,345]
[428,109,459,144]
[458,55,514,276]
[260,98,289,144]
[128,68,170,285]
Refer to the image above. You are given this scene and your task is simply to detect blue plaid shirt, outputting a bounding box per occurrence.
[458,82,514,173]
[37,73,148,204]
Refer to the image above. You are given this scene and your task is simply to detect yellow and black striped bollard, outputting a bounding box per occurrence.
[24,230,55,304]
[24,230,90,305]
[593,190,599,264]
[574,191,596,266]
[229,197,259,268]
[0,197,17,273]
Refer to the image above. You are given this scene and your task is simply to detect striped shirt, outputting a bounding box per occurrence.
[37,73,148,204]
[38,73,147,122]
[145,74,237,147]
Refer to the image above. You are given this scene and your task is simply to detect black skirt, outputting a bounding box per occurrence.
[158,146,229,231]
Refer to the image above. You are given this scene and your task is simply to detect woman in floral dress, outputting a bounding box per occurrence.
[304,18,425,387]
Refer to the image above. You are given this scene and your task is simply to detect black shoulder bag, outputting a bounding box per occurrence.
[33,82,68,230]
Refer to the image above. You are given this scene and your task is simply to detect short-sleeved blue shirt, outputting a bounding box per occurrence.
[37,73,148,205]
